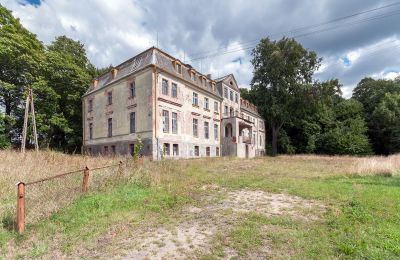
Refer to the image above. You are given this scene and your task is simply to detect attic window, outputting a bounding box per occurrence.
[191,72,196,82]
[176,63,182,74]
[230,81,233,85]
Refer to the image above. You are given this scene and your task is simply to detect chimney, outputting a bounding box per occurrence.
[111,68,118,79]
[92,79,98,89]
[206,74,212,79]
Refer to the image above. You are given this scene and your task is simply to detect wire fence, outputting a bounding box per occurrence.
[7,157,145,233]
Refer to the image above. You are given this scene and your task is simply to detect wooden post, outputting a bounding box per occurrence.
[118,161,123,177]
[21,94,30,153]
[82,167,90,192]
[17,182,25,234]
[30,89,39,152]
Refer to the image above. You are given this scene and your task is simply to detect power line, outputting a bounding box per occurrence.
[188,1,400,59]
[188,8,400,62]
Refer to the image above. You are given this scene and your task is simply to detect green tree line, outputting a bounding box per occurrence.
[242,37,400,156]
[0,5,103,152]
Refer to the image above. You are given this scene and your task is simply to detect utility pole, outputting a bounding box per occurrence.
[21,88,39,153]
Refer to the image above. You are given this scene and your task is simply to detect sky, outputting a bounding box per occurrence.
[2,0,400,97]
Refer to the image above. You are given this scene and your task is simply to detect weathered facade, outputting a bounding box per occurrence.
[82,47,265,159]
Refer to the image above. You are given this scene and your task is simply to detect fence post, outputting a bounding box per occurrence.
[118,161,123,177]
[16,182,25,234]
[82,167,90,192]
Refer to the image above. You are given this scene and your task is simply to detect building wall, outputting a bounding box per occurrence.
[154,70,222,159]
[83,68,154,156]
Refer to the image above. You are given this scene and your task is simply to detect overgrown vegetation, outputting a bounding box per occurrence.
[1,151,399,258]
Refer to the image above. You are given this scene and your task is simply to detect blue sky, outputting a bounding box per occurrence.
[3,0,400,97]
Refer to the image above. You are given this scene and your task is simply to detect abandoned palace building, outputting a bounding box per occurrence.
[82,47,265,159]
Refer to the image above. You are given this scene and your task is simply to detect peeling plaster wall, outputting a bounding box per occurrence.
[154,71,222,159]
[82,68,154,156]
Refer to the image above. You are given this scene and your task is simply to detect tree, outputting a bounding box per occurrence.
[371,93,400,154]
[316,99,372,155]
[250,37,321,155]
[42,36,95,152]
[0,5,45,142]
[353,78,400,154]
[0,113,11,149]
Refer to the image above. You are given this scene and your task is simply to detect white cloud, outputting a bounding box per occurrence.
[2,0,400,95]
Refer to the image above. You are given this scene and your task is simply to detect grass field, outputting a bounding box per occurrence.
[1,150,400,259]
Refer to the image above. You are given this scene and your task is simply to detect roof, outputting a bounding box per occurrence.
[215,74,240,91]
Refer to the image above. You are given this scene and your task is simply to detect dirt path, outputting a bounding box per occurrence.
[78,187,325,259]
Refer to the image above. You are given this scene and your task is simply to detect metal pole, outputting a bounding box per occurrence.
[82,167,90,192]
[17,182,25,234]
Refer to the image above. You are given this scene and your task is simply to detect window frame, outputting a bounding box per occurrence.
[171,83,178,98]
[107,91,113,105]
[214,101,218,113]
[192,92,198,106]
[130,112,136,133]
[204,97,209,110]
[194,145,199,156]
[193,118,198,137]
[130,81,136,98]
[107,118,112,137]
[173,144,179,156]
[172,112,178,134]
[163,143,170,156]
[162,78,169,95]
[89,122,93,140]
[162,110,169,133]
[204,121,209,139]
[214,124,218,140]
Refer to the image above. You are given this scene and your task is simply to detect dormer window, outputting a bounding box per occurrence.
[176,63,182,74]
[173,60,182,74]
[191,73,196,82]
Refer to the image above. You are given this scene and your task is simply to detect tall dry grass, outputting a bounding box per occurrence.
[0,150,126,226]
[280,154,400,176]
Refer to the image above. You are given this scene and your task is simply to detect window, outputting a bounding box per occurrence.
[107,92,112,105]
[230,90,233,101]
[172,83,178,97]
[162,79,168,95]
[253,133,256,145]
[214,101,219,112]
[130,112,136,133]
[204,97,209,110]
[192,92,198,106]
[235,93,238,103]
[163,143,170,156]
[260,136,262,146]
[172,112,178,134]
[214,124,218,140]
[206,147,210,157]
[194,146,199,156]
[89,123,93,140]
[130,81,136,98]
[173,144,179,156]
[191,72,196,81]
[88,99,93,112]
[104,146,109,154]
[107,118,112,137]
[216,147,220,156]
[193,118,198,137]
[224,105,228,114]
[176,63,182,74]
[224,87,228,98]
[162,110,169,133]
[111,145,116,154]
[204,122,209,139]
[130,144,135,156]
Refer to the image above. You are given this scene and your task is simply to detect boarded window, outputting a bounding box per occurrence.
[130,112,136,133]
[89,123,93,140]
[107,118,112,137]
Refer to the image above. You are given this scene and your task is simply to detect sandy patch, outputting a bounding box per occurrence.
[77,189,325,259]
[214,190,325,221]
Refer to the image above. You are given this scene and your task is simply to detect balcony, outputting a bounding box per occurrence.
[240,136,252,144]
[222,111,254,124]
